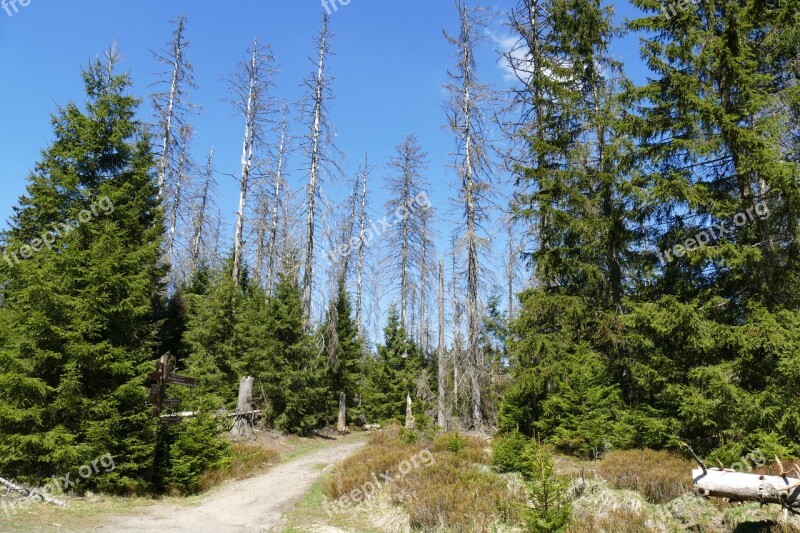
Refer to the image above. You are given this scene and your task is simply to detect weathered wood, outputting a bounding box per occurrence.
[0,477,67,507]
[405,394,415,430]
[337,392,347,433]
[230,376,255,439]
[693,468,800,505]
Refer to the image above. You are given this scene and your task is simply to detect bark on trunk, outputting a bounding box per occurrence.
[230,376,255,439]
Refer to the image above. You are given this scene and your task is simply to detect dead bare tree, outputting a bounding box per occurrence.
[165,123,193,287]
[444,0,494,430]
[385,134,430,333]
[438,259,447,428]
[152,15,196,203]
[355,154,370,336]
[265,107,290,294]
[189,147,217,274]
[301,13,340,329]
[229,39,277,283]
[418,204,436,354]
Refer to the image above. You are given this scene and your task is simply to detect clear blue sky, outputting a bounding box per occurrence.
[0,0,649,334]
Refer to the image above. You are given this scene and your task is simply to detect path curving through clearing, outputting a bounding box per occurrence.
[99,438,365,533]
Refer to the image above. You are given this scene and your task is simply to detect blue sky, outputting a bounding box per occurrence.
[0,0,651,335]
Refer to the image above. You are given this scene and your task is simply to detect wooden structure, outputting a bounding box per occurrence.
[147,353,198,423]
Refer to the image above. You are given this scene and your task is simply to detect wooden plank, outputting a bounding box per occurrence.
[165,375,198,387]
[163,399,181,407]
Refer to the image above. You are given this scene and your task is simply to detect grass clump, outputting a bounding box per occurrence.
[564,507,651,533]
[598,448,693,503]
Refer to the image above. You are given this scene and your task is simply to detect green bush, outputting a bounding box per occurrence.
[492,431,530,473]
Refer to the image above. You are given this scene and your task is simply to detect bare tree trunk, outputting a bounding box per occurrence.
[302,14,330,329]
[165,125,191,283]
[337,392,347,432]
[190,148,214,273]
[355,154,369,335]
[693,468,800,505]
[266,109,289,295]
[451,241,462,406]
[254,195,268,285]
[438,259,446,428]
[232,42,260,283]
[420,216,429,353]
[507,221,517,318]
[230,376,255,439]
[155,16,190,201]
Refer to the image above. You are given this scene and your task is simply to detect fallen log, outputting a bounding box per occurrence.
[693,468,800,506]
[0,477,67,507]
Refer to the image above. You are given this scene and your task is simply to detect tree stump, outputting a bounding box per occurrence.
[337,392,347,433]
[405,394,415,430]
[230,376,255,439]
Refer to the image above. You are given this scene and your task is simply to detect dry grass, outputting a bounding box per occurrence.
[326,427,523,532]
[598,449,694,504]
[196,441,279,492]
[565,507,652,533]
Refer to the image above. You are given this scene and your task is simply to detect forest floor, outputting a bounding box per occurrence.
[0,431,367,533]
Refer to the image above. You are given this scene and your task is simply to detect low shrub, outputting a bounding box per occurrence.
[393,451,524,532]
[195,440,277,493]
[325,433,423,501]
[492,431,530,474]
[431,431,488,465]
[598,449,693,503]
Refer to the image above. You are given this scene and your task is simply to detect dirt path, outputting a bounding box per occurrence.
[98,438,365,533]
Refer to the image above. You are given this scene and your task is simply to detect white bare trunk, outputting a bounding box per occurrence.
[232,43,259,283]
[355,154,369,335]
[693,468,800,505]
[190,148,213,272]
[438,259,446,428]
[302,14,330,329]
[266,112,288,294]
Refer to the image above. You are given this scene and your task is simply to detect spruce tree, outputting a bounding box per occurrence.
[363,307,422,423]
[0,53,164,491]
[323,284,363,424]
